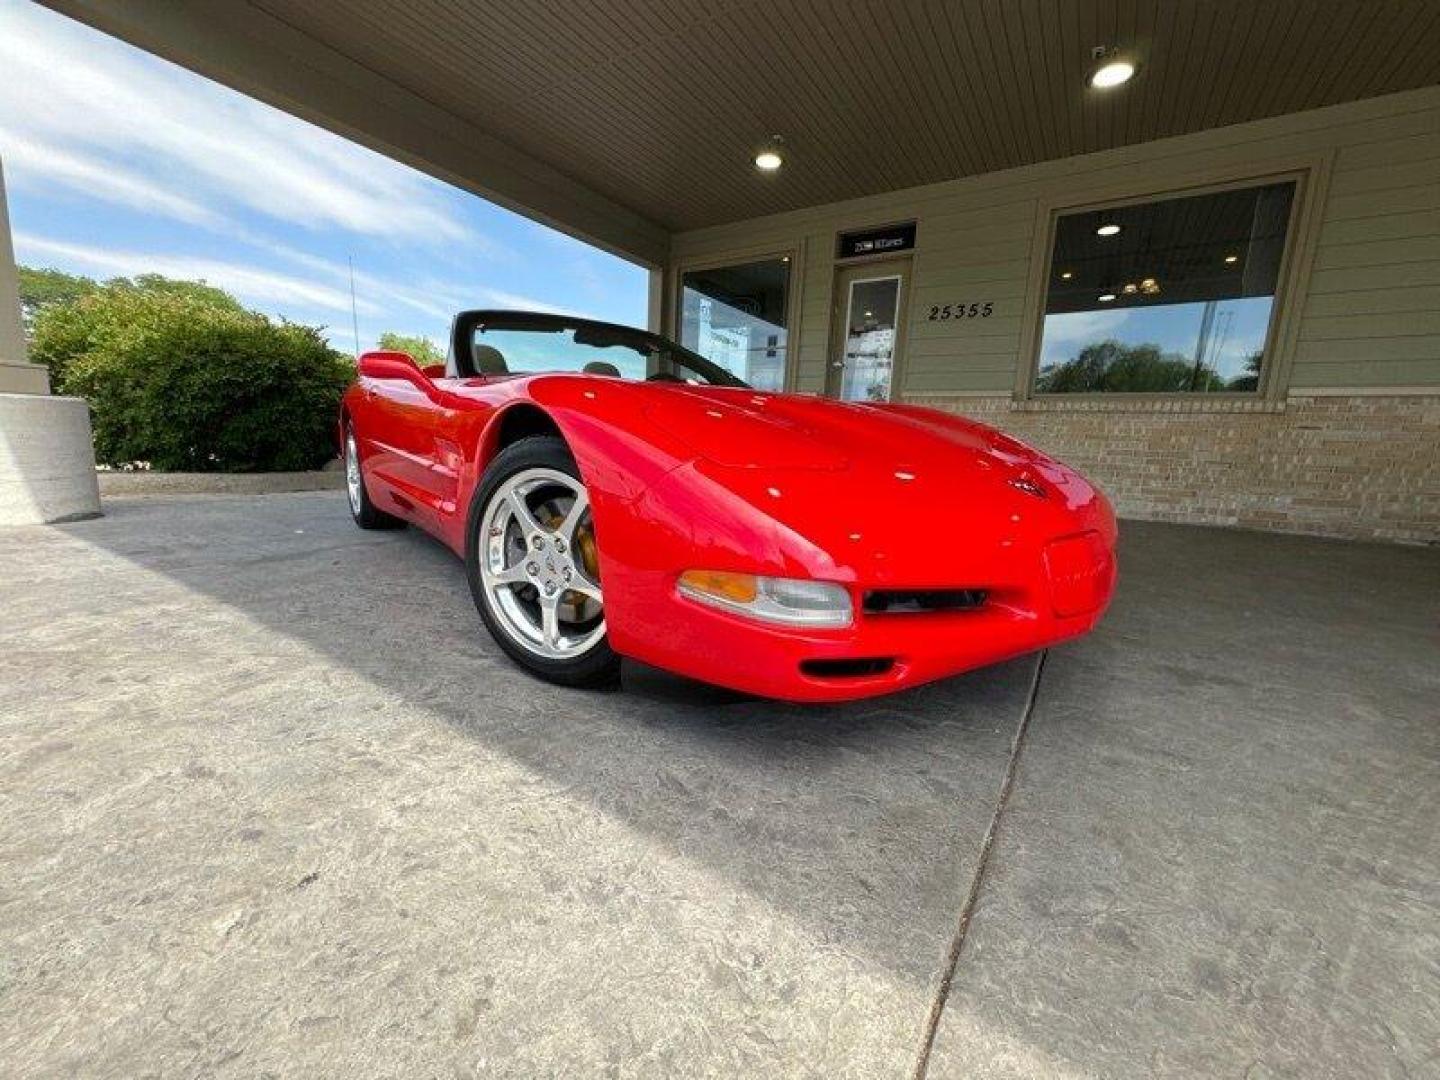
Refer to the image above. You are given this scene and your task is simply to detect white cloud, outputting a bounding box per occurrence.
[0,0,477,246]
[0,131,224,227]
[13,232,383,317]
[12,230,595,348]
[256,244,582,322]
[471,286,592,318]
[1039,309,1132,366]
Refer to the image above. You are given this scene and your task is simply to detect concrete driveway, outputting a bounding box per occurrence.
[1,492,1436,1078]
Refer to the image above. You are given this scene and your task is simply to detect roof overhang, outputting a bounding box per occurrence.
[38,2,1440,260]
[39,0,671,267]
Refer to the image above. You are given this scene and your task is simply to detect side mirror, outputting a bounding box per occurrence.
[421,363,448,379]
[357,350,432,387]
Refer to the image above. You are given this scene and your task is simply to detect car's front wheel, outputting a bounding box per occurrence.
[465,436,620,688]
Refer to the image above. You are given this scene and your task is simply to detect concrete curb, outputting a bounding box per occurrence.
[98,466,343,497]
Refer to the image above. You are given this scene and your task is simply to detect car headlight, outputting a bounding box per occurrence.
[677,570,853,628]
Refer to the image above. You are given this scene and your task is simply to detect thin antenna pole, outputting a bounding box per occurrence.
[348,255,360,358]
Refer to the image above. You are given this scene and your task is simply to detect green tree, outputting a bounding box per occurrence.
[17,266,97,334]
[1037,339,1226,394]
[121,273,245,311]
[1227,350,1264,392]
[31,277,354,472]
[376,331,445,367]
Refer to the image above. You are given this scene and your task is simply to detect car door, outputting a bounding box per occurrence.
[358,367,445,527]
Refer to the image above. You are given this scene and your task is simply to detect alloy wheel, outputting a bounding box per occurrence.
[345,430,362,515]
[478,467,604,659]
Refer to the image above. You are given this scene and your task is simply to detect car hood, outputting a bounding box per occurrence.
[637,383,1054,485]
[631,385,1113,583]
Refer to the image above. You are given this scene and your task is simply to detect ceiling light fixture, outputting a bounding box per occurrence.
[1060,271,1074,280]
[754,134,784,172]
[1098,293,1117,303]
[1087,47,1137,89]
[1224,254,1239,264]
[1089,60,1135,88]
[1096,223,1121,237]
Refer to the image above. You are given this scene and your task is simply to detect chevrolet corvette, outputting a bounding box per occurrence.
[340,310,1116,702]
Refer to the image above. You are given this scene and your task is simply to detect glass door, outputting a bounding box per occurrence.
[827,260,909,401]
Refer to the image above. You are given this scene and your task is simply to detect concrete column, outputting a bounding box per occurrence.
[0,157,48,395]
[646,266,665,334]
[0,156,102,524]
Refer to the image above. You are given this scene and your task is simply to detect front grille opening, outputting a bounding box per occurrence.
[800,657,895,679]
[863,589,988,615]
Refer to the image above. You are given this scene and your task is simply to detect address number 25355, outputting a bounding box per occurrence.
[927,302,994,320]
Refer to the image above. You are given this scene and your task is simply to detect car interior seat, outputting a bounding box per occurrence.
[582,361,622,377]
[473,343,508,375]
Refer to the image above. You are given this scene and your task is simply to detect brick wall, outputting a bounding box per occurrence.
[911,395,1439,546]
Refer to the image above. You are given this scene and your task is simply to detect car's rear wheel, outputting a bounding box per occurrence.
[344,423,404,529]
[466,436,620,688]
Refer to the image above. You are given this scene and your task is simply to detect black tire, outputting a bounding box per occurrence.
[466,435,621,689]
[344,421,405,530]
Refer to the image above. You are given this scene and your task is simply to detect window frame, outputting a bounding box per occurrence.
[1016,161,1329,407]
[669,241,803,394]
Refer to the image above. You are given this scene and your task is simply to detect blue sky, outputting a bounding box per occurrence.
[0,0,648,354]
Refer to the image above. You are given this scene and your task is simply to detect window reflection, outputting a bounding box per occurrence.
[1037,181,1296,394]
[680,258,790,391]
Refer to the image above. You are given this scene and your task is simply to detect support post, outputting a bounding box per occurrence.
[0,156,102,524]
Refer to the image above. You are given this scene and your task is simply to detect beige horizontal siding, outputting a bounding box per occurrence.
[1297,105,1438,387]
[1321,209,1437,246]
[1310,260,1440,293]
[1304,285,1439,318]
[671,86,1440,397]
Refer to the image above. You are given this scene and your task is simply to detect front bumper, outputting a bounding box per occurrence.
[606,531,1117,703]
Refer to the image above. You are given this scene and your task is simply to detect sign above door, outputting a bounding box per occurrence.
[837,221,917,260]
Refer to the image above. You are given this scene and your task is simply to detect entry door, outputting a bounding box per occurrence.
[826,260,910,401]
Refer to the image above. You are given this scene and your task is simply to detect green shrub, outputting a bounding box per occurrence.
[31,277,354,472]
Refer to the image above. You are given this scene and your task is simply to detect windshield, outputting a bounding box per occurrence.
[459,312,749,387]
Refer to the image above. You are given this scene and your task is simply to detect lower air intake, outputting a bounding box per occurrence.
[800,658,895,679]
[863,589,988,615]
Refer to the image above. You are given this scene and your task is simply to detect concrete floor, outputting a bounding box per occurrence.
[1,493,1435,1079]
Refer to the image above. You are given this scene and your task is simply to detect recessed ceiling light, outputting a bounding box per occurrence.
[1060,271,1074,280]
[753,134,785,172]
[1098,293,1117,303]
[1224,254,1239,264]
[1089,59,1136,89]
[1096,223,1121,237]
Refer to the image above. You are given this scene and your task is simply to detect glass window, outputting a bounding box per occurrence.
[1035,180,1296,394]
[679,257,790,391]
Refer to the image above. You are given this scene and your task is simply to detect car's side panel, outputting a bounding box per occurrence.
[349,371,445,529]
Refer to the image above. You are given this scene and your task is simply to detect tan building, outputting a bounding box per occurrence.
[666,89,1440,544]
[8,1,1439,541]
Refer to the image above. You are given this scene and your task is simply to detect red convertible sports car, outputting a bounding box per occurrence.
[340,311,1116,702]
